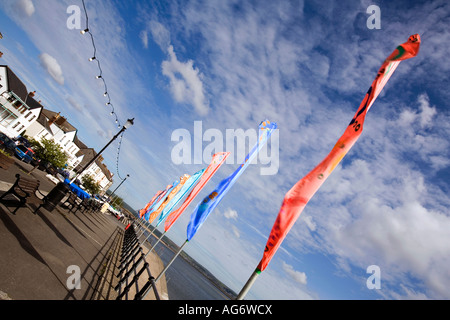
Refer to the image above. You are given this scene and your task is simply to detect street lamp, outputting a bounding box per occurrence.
[108,174,129,202]
[70,118,134,184]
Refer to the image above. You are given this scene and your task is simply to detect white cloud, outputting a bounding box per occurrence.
[282,262,307,285]
[302,216,317,232]
[417,94,437,128]
[231,225,240,238]
[139,30,148,49]
[66,96,82,112]
[162,45,209,115]
[224,208,238,220]
[15,0,34,17]
[39,53,64,85]
[148,20,171,51]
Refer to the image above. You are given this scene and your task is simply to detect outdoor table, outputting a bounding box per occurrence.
[64,179,91,200]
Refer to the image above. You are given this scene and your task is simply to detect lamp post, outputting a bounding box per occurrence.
[70,118,134,184]
[108,174,129,202]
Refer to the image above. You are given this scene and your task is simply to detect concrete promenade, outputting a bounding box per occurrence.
[0,156,168,300]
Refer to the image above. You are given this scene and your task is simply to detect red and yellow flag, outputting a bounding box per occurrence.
[257,34,421,272]
[164,152,230,232]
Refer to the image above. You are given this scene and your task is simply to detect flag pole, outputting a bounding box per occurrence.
[138,223,156,241]
[141,239,189,300]
[236,268,261,300]
[144,230,166,258]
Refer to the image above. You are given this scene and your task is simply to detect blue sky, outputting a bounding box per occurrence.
[1,0,449,300]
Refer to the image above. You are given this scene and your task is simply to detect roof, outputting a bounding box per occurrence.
[35,112,54,135]
[73,147,113,182]
[25,95,44,110]
[1,65,28,101]
[73,135,88,149]
[41,108,77,133]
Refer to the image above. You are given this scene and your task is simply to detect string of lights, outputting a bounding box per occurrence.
[80,0,121,127]
[115,132,126,180]
[79,0,128,182]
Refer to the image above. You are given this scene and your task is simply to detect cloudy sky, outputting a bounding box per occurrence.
[1,0,449,300]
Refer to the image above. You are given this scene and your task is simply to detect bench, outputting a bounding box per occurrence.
[0,174,47,214]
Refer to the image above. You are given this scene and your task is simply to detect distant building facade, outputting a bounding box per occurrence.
[0,65,41,138]
[0,64,113,194]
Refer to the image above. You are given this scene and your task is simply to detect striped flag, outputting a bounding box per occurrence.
[146,178,183,224]
[164,152,230,232]
[155,168,206,227]
[139,190,163,218]
[144,182,177,221]
[257,34,421,272]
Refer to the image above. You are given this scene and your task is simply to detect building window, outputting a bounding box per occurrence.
[25,111,32,118]
[12,122,20,129]
[17,125,24,132]
[0,105,18,126]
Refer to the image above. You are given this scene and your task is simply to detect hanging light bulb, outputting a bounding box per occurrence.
[103,92,108,97]
[106,102,111,106]
[96,75,102,79]
[80,28,89,34]
[89,56,96,61]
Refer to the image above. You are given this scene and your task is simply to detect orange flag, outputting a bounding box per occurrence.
[147,174,190,224]
[139,190,163,218]
[164,152,230,232]
[257,34,421,272]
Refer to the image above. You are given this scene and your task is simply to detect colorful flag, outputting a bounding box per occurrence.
[186,120,277,241]
[139,190,163,218]
[164,152,230,232]
[155,168,206,227]
[144,182,177,221]
[257,34,421,272]
[148,175,190,224]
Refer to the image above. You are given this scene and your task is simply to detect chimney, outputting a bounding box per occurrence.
[29,91,36,97]
[55,116,67,126]
[48,112,61,126]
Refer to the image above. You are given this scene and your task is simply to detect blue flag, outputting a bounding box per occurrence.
[186,120,277,241]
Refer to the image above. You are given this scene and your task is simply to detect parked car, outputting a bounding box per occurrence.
[15,144,35,164]
[13,136,31,148]
[38,160,58,175]
[0,132,17,155]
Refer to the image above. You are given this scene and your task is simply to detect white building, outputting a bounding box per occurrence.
[71,141,114,194]
[0,65,113,194]
[0,65,41,138]
[26,108,81,168]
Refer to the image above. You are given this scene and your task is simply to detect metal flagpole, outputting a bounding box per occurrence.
[140,225,158,244]
[144,230,166,258]
[141,239,189,300]
[136,219,152,238]
[236,268,261,300]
